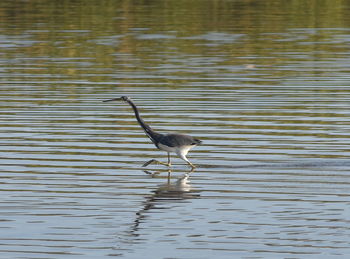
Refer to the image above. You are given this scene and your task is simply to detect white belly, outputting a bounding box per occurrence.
[158,143,177,152]
[158,143,194,156]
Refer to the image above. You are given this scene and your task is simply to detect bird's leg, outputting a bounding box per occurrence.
[176,150,197,171]
[143,159,164,167]
[142,159,154,167]
[143,153,172,168]
[142,159,170,167]
[188,162,196,171]
[167,152,172,167]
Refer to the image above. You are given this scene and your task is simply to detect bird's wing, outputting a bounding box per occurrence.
[160,134,198,147]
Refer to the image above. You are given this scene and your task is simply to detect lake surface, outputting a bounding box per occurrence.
[1,0,350,258]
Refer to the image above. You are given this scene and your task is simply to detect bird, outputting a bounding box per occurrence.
[103,96,202,169]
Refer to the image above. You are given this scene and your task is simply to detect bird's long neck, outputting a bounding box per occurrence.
[126,99,162,143]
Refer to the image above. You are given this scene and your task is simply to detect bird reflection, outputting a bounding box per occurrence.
[130,169,200,236]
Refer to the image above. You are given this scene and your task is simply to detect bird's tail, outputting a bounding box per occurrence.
[193,139,202,145]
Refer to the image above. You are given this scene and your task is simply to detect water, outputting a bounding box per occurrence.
[1,0,350,258]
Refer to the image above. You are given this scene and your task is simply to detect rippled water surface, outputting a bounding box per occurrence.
[1,0,350,258]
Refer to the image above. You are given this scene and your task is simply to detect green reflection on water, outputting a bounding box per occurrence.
[1,0,349,85]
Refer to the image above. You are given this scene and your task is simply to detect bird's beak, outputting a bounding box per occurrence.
[102,97,122,102]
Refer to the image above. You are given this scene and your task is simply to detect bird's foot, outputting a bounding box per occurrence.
[188,163,196,171]
[143,159,171,167]
[142,159,157,167]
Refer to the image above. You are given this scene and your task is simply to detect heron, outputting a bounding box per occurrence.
[103,96,202,169]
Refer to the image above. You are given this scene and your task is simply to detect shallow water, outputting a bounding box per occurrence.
[1,0,350,258]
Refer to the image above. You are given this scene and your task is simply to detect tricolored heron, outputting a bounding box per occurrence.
[103,96,201,169]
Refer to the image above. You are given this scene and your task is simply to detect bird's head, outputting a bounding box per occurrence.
[120,96,130,102]
[103,96,131,103]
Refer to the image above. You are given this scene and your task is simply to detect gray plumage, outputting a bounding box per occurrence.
[158,134,201,148]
